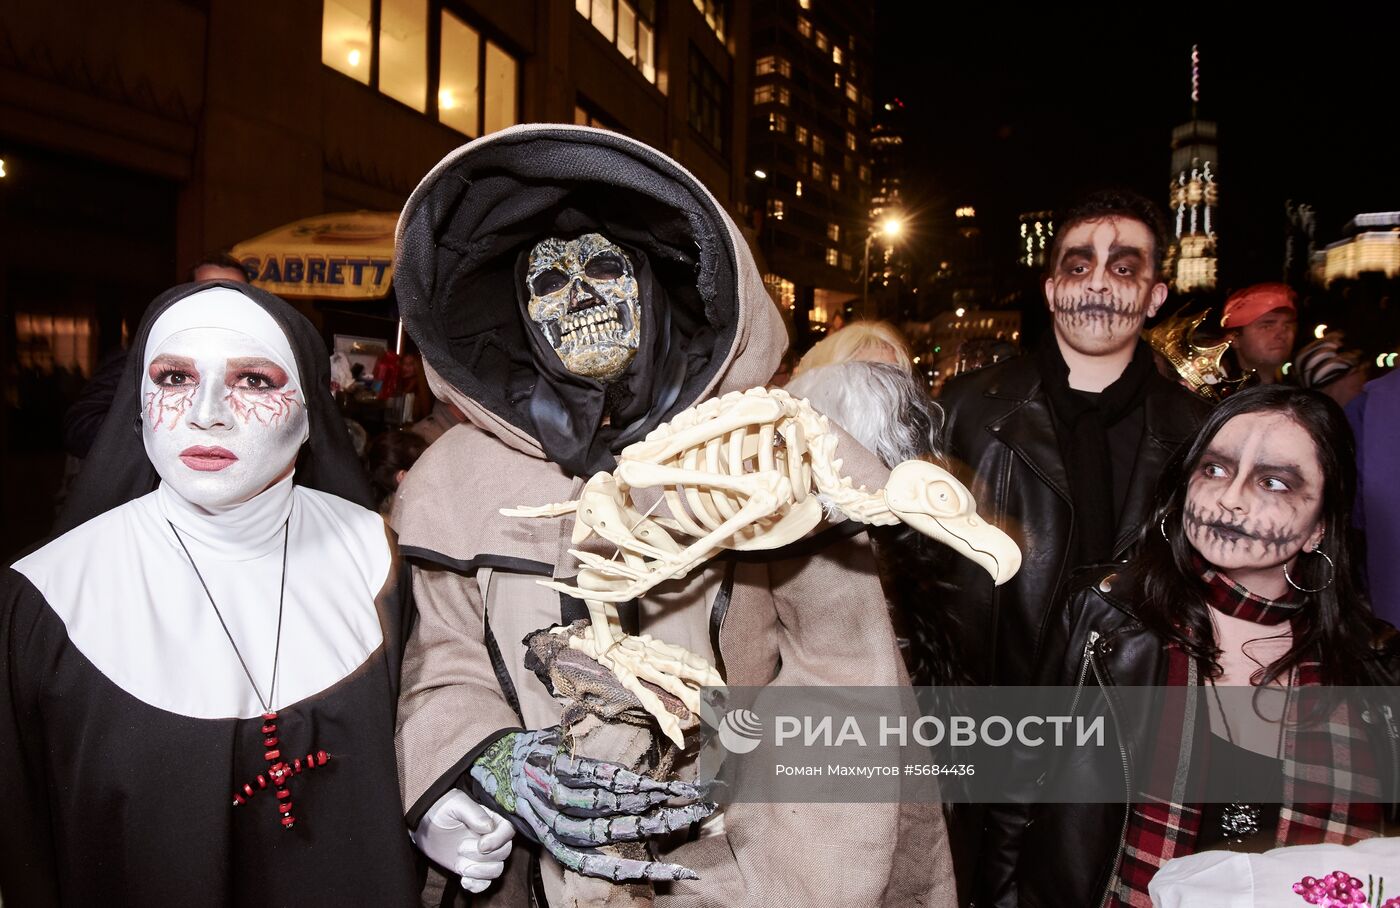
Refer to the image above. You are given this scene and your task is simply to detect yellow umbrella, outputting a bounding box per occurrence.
[231,211,397,301]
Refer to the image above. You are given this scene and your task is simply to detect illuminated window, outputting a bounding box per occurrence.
[688,46,726,152]
[811,160,823,181]
[590,0,615,39]
[815,31,829,52]
[617,1,637,63]
[14,313,95,377]
[825,247,839,267]
[439,12,519,137]
[797,15,812,37]
[826,222,840,242]
[691,0,727,41]
[833,73,842,89]
[756,55,791,78]
[323,0,372,84]
[797,0,811,8]
[439,14,481,133]
[759,85,791,107]
[322,3,518,134]
[845,82,858,102]
[764,273,796,309]
[832,46,842,65]
[378,0,428,110]
[811,135,825,155]
[845,131,856,151]
[768,198,785,220]
[831,171,840,191]
[767,111,788,132]
[846,107,856,126]
[795,124,808,145]
[859,164,871,183]
[795,180,803,197]
[483,42,518,134]
[578,0,657,84]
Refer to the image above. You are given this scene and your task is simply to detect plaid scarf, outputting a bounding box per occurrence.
[1107,566,1384,907]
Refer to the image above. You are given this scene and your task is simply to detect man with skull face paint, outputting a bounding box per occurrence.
[392,126,955,907]
[940,190,1212,688]
[0,283,426,905]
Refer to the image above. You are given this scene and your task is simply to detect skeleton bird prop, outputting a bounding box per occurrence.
[503,386,1021,746]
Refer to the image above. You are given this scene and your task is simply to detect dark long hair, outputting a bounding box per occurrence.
[1136,384,1379,686]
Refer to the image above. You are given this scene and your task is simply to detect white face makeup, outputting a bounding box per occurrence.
[1183,411,1326,595]
[1044,217,1168,357]
[141,327,308,508]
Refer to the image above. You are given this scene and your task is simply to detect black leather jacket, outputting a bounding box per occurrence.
[979,564,1400,908]
[940,352,1211,685]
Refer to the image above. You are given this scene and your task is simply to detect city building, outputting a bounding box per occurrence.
[1166,45,1219,293]
[866,96,910,319]
[3,0,750,360]
[1323,212,1400,283]
[905,307,1021,394]
[746,0,875,343]
[1018,210,1054,270]
[0,0,751,556]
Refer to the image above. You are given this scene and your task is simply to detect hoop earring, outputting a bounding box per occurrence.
[1159,514,1171,543]
[1284,548,1335,593]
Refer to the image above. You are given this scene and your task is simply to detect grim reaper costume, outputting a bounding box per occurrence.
[392,125,955,907]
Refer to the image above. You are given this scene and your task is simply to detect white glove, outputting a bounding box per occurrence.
[411,789,515,893]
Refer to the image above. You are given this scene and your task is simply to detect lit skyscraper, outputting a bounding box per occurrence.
[1167,45,1219,292]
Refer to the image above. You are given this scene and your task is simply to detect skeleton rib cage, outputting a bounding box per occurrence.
[508,387,899,608]
[505,386,1019,746]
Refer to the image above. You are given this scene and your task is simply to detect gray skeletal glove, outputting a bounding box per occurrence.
[468,727,714,882]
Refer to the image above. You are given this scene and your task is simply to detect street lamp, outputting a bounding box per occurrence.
[862,216,903,319]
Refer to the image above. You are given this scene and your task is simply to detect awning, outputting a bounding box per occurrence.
[231,211,397,300]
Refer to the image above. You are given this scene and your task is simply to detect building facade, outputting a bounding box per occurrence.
[1018,210,1054,270]
[745,0,875,347]
[0,0,751,556]
[1165,45,1219,293]
[1324,212,1400,284]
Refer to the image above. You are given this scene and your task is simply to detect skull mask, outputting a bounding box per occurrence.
[526,233,641,381]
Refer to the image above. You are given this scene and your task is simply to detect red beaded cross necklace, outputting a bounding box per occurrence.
[169,518,331,830]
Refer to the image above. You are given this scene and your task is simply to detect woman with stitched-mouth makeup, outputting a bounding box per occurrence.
[979,385,1400,908]
[0,283,511,905]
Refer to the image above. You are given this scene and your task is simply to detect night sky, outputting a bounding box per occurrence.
[873,18,1400,292]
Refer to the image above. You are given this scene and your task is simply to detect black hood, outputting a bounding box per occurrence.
[393,125,746,477]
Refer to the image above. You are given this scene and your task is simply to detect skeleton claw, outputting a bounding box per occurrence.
[565,623,723,747]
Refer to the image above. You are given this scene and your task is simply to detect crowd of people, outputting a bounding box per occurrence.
[3,127,1397,908]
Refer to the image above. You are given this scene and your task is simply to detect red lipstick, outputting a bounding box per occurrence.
[179,445,238,472]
